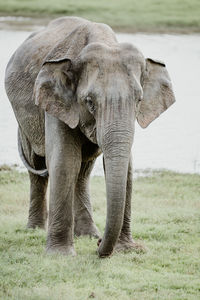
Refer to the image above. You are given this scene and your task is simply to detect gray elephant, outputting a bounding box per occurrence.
[5,16,175,257]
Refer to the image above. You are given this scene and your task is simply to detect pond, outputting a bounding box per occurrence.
[0,25,200,175]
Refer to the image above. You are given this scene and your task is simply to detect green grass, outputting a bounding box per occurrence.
[0,168,200,299]
[0,0,200,32]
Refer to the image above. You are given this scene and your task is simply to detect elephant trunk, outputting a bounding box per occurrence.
[97,118,134,257]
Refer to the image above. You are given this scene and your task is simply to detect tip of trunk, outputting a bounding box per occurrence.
[97,238,114,258]
[98,250,113,258]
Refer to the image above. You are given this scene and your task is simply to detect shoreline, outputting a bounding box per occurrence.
[0,15,200,34]
[0,164,199,178]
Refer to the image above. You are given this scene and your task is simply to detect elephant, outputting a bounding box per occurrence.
[5,16,175,257]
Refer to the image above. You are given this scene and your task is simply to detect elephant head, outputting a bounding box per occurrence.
[34,24,175,257]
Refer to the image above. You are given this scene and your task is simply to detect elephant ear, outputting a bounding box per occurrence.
[34,24,90,129]
[137,58,175,128]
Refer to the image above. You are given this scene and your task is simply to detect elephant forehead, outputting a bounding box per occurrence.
[79,68,133,103]
[80,45,143,81]
[82,56,128,77]
[80,42,143,65]
[81,60,129,91]
[79,62,138,101]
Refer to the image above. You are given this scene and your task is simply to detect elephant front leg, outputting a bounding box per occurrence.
[45,117,81,256]
[46,157,81,255]
[74,160,100,238]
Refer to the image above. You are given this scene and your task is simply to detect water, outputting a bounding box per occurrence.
[0,27,200,175]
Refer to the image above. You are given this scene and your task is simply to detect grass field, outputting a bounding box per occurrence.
[0,0,200,32]
[0,167,200,299]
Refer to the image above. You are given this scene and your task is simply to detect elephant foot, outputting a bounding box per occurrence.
[27,211,48,230]
[27,220,46,230]
[74,218,100,239]
[115,237,146,254]
[46,245,76,256]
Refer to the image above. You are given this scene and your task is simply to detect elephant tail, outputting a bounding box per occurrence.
[17,128,49,177]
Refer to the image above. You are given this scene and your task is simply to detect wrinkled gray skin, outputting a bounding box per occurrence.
[5,17,175,257]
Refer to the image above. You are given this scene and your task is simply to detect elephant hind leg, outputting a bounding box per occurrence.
[27,171,48,229]
[27,152,48,229]
[20,131,48,229]
[74,160,100,239]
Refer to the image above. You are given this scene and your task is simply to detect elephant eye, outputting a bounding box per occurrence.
[85,96,95,113]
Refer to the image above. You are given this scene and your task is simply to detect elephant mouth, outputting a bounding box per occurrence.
[79,122,97,144]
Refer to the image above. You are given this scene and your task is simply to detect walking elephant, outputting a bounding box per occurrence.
[5,16,175,257]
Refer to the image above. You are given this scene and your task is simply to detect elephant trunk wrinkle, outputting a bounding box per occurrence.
[96,108,135,257]
[100,125,134,157]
